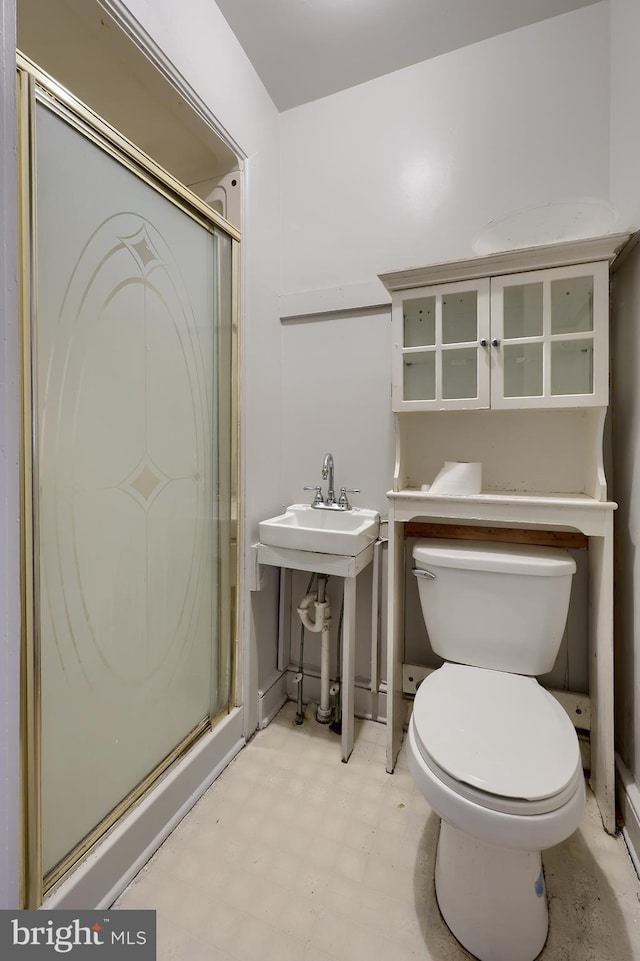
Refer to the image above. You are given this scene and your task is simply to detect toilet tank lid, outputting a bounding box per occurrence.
[412,539,576,577]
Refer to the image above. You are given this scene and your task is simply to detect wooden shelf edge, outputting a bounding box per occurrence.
[403,521,588,550]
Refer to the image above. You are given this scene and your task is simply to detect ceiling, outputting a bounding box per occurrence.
[216,0,601,110]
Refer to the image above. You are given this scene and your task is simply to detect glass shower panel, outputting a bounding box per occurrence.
[211,229,234,716]
[35,101,221,874]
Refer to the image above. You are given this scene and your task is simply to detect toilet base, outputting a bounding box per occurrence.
[435,820,548,961]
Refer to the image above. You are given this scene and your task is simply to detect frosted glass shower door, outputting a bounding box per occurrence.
[34,98,229,877]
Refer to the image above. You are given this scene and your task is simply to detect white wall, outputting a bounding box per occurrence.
[610,0,640,846]
[279,308,393,708]
[278,4,611,695]
[0,0,21,911]
[611,244,640,769]
[610,0,640,228]
[279,309,394,515]
[280,3,611,296]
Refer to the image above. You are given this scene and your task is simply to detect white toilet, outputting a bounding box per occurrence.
[408,539,585,961]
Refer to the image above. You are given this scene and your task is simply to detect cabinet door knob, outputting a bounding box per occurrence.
[480,338,488,347]
[491,338,501,347]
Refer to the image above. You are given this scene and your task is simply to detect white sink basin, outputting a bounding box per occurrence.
[259,503,380,556]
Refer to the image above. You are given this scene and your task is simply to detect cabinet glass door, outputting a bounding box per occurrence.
[491,262,608,408]
[403,294,435,347]
[441,290,480,399]
[402,294,436,400]
[500,282,544,399]
[550,275,594,396]
[394,280,490,409]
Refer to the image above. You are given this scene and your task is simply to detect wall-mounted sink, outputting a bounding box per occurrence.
[259,503,380,556]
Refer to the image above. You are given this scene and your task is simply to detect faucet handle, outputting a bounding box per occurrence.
[337,487,360,509]
[303,485,324,506]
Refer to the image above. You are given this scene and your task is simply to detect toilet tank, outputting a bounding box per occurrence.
[412,539,576,675]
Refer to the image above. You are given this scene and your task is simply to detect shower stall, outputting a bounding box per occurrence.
[17,55,240,907]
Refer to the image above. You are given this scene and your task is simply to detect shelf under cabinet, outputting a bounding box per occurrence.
[387,488,616,538]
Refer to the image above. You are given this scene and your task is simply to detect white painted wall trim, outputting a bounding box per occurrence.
[42,708,245,909]
[616,752,640,880]
[279,281,390,321]
[257,670,288,728]
[0,0,21,911]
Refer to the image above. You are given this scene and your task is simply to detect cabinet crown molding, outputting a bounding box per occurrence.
[379,232,634,292]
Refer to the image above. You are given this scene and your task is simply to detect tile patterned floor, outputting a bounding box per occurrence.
[115,701,640,960]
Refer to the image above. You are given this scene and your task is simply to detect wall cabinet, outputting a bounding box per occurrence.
[380,232,634,838]
[392,261,609,411]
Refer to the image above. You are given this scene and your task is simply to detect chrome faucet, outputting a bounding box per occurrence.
[303,453,361,510]
[322,453,335,506]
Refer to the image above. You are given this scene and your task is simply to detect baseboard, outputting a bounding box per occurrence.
[258,671,288,728]
[42,708,245,910]
[615,752,640,879]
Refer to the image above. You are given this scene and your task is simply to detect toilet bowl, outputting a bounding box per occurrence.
[408,540,585,961]
[410,663,585,844]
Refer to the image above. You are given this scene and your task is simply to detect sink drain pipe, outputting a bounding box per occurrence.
[295,573,316,724]
[329,588,344,735]
[297,574,332,723]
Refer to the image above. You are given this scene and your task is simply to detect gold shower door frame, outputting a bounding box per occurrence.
[17,55,240,908]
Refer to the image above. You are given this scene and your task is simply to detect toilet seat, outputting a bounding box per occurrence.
[414,739,583,816]
[412,663,582,816]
